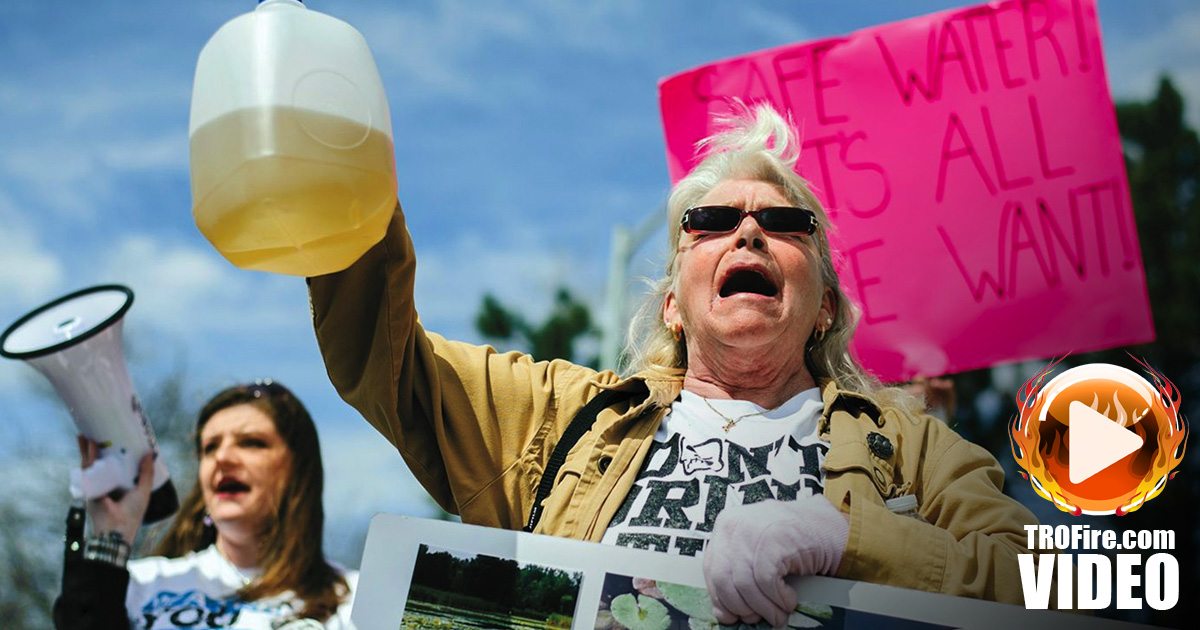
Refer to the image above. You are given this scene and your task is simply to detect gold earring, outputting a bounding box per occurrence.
[814,317,832,343]
[668,323,683,342]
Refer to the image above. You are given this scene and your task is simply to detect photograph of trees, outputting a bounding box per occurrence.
[401,544,583,630]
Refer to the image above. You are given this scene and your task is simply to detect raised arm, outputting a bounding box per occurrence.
[308,204,598,527]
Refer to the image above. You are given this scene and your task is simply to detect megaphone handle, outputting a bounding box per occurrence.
[64,504,86,562]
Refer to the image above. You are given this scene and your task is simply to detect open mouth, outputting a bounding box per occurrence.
[216,479,250,494]
[719,269,778,298]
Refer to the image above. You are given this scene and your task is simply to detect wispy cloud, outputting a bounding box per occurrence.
[1102,2,1200,125]
[97,233,308,337]
[414,228,607,343]
[321,426,445,518]
[1,131,188,222]
[739,4,818,48]
[0,146,120,222]
[320,425,448,564]
[346,1,538,104]
[98,131,190,172]
[0,194,64,304]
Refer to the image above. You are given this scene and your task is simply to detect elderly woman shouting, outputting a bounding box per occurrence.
[309,103,1039,626]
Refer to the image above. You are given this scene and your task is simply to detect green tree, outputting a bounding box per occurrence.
[1114,77,1200,373]
[412,548,455,592]
[475,287,600,367]
[1092,76,1200,629]
[462,554,519,606]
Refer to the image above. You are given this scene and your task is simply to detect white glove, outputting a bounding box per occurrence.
[703,495,850,628]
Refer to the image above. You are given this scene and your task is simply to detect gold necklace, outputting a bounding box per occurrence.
[701,396,772,432]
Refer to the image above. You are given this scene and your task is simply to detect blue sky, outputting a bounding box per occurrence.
[2,0,1199,564]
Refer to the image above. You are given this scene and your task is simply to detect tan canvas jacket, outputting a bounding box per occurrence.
[309,208,1038,605]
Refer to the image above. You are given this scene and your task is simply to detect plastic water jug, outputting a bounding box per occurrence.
[189,0,395,276]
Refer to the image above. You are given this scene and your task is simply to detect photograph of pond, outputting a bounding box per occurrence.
[400,543,584,630]
[592,573,955,630]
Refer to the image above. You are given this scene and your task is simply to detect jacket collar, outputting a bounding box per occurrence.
[818,378,885,434]
[608,369,882,430]
[598,367,683,411]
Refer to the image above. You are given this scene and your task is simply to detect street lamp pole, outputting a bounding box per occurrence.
[599,207,664,372]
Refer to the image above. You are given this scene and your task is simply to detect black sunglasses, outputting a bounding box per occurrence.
[681,205,819,236]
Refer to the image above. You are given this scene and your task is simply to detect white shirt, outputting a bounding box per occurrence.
[126,545,357,629]
[601,387,829,556]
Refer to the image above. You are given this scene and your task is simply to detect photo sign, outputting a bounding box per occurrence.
[352,514,1146,629]
[658,0,1154,382]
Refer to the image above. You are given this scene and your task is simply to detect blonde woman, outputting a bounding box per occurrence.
[310,103,1039,627]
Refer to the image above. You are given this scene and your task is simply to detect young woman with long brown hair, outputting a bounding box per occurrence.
[54,380,355,629]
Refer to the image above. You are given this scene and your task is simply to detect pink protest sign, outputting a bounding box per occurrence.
[659,0,1154,382]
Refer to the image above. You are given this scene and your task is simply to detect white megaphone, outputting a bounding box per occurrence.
[0,284,178,523]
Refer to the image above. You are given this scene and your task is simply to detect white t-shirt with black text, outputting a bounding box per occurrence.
[600,388,828,556]
[126,545,356,629]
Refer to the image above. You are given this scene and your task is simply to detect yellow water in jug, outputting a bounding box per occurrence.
[190,107,396,276]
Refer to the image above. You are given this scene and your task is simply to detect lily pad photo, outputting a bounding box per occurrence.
[592,573,954,630]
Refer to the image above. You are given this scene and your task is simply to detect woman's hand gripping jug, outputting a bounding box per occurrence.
[190,0,395,276]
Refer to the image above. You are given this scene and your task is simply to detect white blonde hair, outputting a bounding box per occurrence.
[624,102,920,412]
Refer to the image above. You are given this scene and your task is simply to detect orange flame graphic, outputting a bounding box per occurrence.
[1009,358,1188,515]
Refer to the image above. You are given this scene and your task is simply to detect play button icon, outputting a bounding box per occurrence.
[1011,362,1187,515]
[1068,401,1145,484]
